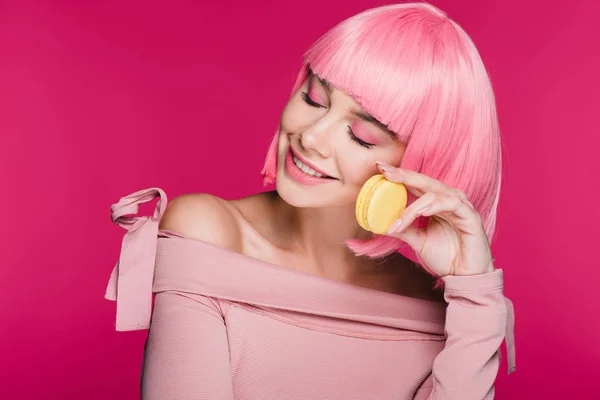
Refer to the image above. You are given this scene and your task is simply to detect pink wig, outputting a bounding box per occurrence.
[261,3,503,282]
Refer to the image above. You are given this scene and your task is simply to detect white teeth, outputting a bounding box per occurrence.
[293,156,325,178]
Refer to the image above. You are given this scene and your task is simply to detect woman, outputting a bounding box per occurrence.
[106,2,516,399]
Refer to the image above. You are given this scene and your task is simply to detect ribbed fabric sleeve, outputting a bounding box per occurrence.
[413,270,508,399]
[141,292,234,400]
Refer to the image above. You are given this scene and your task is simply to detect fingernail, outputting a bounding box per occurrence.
[376,161,395,174]
[387,218,403,234]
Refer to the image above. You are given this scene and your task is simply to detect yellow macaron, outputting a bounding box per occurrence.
[355,174,408,234]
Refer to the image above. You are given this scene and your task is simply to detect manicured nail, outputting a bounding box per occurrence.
[376,161,395,174]
[387,218,403,234]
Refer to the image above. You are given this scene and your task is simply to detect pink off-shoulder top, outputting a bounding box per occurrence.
[105,188,516,400]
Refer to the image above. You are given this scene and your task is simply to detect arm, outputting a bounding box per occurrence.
[141,291,234,400]
[107,189,243,398]
[140,193,242,399]
[413,269,508,400]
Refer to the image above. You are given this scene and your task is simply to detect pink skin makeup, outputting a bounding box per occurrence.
[307,81,327,105]
[349,121,381,146]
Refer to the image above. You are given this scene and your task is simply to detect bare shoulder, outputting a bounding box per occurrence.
[159,193,243,252]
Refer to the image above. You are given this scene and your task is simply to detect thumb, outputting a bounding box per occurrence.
[388,224,425,252]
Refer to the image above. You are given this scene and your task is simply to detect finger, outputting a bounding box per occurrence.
[386,191,437,234]
[404,185,425,198]
[463,198,475,210]
[389,223,426,253]
[376,162,467,201]
[418,193,479,223]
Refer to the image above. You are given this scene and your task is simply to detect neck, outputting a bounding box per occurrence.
[268,192,397,281]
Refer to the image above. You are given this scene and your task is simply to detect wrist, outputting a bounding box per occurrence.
[442,268,504,292]
[452,260,495,276]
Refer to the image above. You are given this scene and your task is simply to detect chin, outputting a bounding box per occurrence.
[276,177,324,208]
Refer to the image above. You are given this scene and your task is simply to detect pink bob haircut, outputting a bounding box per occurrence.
[261,2,503,280]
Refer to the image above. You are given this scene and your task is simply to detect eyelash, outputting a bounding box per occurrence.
[300,91,324,108]
[347,126,374,149]
[300,91,375,149]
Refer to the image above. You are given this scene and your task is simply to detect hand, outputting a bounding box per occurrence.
[377,162,495,277]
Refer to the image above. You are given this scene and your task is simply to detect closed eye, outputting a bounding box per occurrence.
[301,92,325,108]
[347,126,375,149]
[301,90,374,149]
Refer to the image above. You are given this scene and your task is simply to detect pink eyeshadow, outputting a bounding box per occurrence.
[307,80,326,105]
[350,121,380,144]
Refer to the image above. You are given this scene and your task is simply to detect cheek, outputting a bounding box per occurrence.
[335,142,407,187]
[386,144,406,166]
[335,144,380,185]
[280,94,310,132]
[279,99,294,132]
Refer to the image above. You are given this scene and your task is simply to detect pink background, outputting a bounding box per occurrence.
[1,0,598,398]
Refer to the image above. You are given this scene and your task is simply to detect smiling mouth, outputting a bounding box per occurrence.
[291,155,335,179]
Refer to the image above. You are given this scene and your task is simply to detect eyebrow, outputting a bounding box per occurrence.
[310,69,397,140]
[315,74,334,94]
[349,110,396,140]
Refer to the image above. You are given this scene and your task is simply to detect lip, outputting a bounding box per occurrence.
[288,147,332,178]
[284,147,336,186]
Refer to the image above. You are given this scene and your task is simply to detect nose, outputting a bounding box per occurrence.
[299,125,332,158]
